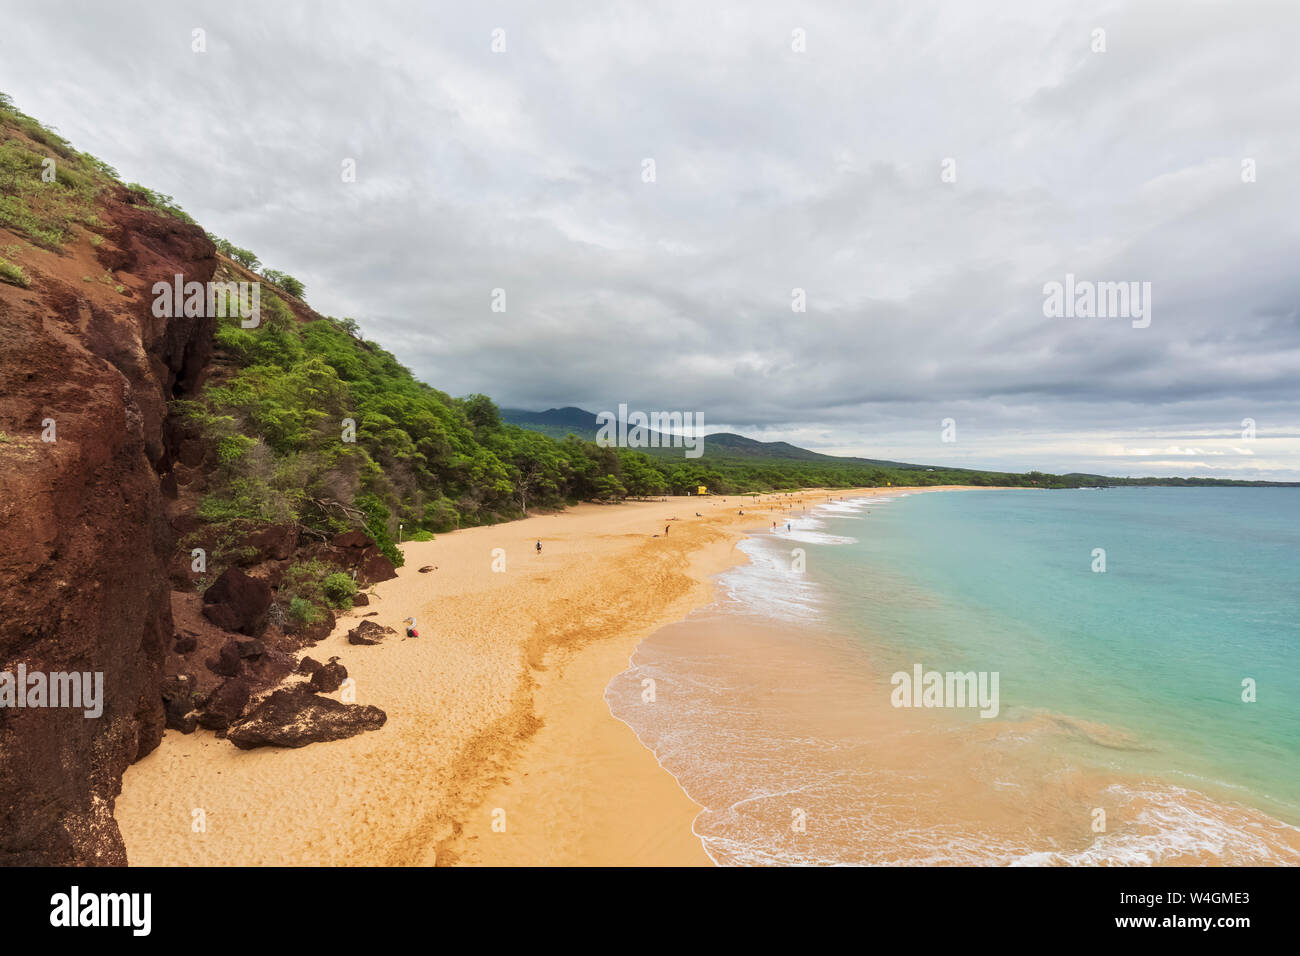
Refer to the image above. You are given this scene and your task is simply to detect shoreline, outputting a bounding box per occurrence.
[115,486,990,866]
[624,488,1300,866]
[434,485,995,867]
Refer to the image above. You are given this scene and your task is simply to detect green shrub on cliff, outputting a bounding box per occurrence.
[0,255,28,287]
[321,572,358,609]
[287,596,322,626]
[124,183,195,223]
[0,94,115,249]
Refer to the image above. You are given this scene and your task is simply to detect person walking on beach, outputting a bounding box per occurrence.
[665,525,670,536]
[536,540,542,554]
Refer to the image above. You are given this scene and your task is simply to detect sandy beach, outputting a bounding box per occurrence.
[117,487,979,866]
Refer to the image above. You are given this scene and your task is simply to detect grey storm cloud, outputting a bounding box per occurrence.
[2,0,1297,477]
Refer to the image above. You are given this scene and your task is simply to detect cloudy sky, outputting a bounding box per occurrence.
[3,0,1298,477]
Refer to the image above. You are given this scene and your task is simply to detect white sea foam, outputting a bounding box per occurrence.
[761,514,858,546]
[814,499,873,517]
[1007,784,1300,866]
[716,537,823,622]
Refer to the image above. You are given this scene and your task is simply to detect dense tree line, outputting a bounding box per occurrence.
[179,297,1294,576]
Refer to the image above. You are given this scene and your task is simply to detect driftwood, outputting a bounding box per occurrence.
[308,496,367,521]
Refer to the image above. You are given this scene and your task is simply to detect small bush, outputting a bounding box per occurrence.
[288,596,322,625]
[321,571,358,609]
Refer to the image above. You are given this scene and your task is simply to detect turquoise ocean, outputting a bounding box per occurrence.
[607,488,1300,865]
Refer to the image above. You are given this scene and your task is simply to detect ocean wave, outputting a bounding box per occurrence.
[758,515,859,546]
[716,538,823,621]
[1008,783,1300,866]
[814,500,873,517]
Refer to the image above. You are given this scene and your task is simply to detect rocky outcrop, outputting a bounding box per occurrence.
[0,180,217,864]
[201,567,271,635]
[226,684,386,750]
[328,531,398,585]
[239,524,298,562]
[206,637,243,678]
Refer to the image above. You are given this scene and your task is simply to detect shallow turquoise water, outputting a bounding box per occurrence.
[815,488,1300,820]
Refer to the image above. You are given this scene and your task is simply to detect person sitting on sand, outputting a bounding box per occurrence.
[404,616,419,638]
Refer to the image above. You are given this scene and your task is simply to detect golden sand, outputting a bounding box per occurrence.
[116,487,983,866]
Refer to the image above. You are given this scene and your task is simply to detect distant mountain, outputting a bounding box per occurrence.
[500,407,922,467]
[500,408,1300,485]
[499,407,599,440]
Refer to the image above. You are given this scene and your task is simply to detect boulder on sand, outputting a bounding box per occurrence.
[226,685,387,750]
[347,620,396,646]
[310,657,348,693]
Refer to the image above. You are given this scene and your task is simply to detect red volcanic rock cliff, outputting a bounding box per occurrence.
[0,187,217,864]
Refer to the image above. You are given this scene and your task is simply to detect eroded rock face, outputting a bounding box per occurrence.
[161,674,200,734]
[226,684,386,750]
[0,187,217,864]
